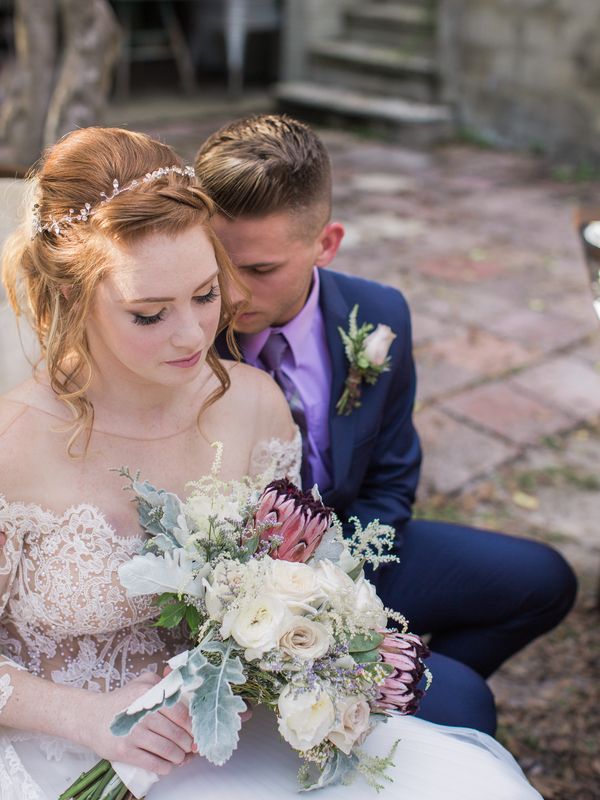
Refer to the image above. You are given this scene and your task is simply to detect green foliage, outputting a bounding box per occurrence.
[299,748,358,792]
[189,640,247,766]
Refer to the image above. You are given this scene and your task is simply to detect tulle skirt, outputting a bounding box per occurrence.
[0,709,543,800]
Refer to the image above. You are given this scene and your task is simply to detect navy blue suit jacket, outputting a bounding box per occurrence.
[217,268,422,546]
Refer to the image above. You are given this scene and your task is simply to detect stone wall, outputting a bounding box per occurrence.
[0,180,37,393]
[439,0,600,163]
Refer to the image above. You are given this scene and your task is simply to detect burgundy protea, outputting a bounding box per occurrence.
[253,479,333,563]
[373,630,431,716]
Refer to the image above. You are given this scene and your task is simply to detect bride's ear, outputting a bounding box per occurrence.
[314,222,344,268]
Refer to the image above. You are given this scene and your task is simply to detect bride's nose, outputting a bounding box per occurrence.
[169,310,207,350]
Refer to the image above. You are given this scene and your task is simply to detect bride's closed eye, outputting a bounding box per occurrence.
[131,285,220,326]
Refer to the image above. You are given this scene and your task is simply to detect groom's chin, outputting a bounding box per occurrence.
[233,312,268,335]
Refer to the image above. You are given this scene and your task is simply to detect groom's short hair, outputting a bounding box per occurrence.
[195,114,331,237]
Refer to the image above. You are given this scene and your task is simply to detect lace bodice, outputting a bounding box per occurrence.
[0,436,301,695]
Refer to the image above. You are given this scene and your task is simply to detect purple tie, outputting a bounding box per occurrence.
[259,333,312,488]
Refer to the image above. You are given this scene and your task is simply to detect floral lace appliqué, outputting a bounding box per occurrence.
[249,431,302,486]
[0,673,13,713]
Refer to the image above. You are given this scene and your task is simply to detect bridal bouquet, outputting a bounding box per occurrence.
[59,447,429,800]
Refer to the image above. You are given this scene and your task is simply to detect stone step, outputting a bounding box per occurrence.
[308,40,439,102]
[274,81,453,147]
[345,3,435,52]
[345,1,435,51]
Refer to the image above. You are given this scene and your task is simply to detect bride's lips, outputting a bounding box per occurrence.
[165,350,202,368]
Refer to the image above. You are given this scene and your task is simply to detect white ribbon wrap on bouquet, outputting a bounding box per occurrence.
[112,761,160,798]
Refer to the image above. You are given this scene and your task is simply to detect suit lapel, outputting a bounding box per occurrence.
[319,270,357,500]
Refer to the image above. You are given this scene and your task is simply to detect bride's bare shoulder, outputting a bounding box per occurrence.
[218,361,295,441]
[221,361,289,413]
[0,379,67,464]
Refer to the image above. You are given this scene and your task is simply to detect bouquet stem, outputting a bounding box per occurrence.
[58,760,137,800]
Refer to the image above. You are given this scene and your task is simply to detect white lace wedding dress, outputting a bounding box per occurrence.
[0,437,543,800]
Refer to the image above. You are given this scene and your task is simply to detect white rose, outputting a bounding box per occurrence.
[314,559,356,601]
[279,617,331,661]
[221,594,291,661]
[277,685,335,751]
[328,694,372,755]
[266,560,326,613]
[353,575,388,628]
[337,543,362,575]
[363,324,396,366]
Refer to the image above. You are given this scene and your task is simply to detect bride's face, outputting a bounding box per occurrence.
[86,225,222,388]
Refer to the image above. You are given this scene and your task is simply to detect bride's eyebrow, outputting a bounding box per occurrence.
[119,271,219,304]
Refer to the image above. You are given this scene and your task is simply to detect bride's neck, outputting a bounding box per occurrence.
[84,367,213,439]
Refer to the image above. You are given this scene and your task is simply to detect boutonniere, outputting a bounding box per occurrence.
[336,304,396,415]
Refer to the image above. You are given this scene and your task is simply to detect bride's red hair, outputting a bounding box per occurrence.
[2,127,242,455]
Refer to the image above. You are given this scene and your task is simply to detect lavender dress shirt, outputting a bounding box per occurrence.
[239,268,333,491]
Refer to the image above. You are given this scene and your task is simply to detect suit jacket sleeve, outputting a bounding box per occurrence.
[340,298,421,549]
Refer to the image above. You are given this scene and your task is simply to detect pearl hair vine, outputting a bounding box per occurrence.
[31,164,196,238]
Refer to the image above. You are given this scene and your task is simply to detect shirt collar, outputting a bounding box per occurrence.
[239,267,321,367]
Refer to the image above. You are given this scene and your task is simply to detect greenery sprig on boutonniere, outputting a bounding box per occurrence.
[336,304,396,415]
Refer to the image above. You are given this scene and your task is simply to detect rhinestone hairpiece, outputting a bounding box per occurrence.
[32,164,196,238]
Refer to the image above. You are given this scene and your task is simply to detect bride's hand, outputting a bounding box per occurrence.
[79,672,194,776]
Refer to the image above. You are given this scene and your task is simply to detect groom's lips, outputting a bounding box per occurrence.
[165,350,202,368]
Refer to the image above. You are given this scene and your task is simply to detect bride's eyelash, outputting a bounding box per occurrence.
[132,309,166,326]
[131,285,220,326]
[194,285,220,305]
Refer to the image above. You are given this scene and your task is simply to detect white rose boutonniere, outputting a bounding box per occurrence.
[336,305,396,415]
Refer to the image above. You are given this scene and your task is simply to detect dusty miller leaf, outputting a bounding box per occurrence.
[189,640,247,766]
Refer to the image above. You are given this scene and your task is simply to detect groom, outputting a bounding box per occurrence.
[195,114,577,734]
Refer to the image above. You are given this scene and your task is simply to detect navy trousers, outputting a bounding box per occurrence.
[369,519,578,734]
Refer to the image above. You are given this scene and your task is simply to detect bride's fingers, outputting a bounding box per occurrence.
[146,710,194,753]
[161,699,193,734]
[131,726,188,766]
[241,701,253,723]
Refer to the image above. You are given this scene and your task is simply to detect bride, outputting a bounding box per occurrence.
[0,127,542,800]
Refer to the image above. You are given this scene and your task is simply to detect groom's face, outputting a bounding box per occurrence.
[211,211,340,334]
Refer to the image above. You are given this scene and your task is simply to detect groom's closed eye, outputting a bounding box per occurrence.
[238,262,281,276]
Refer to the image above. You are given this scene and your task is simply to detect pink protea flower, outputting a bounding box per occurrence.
[254,479,332,563]
[373,630,430,716]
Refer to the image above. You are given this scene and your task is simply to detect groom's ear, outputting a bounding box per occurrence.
[314,222,345,268]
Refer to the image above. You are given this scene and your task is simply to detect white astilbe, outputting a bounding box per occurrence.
[345,517,400,570]
[185,442,261,542]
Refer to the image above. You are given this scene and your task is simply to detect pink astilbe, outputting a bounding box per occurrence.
[253,479,332,563]
[374,630,430,715]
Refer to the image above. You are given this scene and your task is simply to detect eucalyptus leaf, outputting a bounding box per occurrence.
[190,640,247,766]
[348,631,385,653]
[351,649,381,664]
[299,749,357,792]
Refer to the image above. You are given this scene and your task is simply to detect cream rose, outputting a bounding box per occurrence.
[363,324,396,366]
[328,694,372,755]
[315,559,356,600]
[277,685,335,751]
[221,594,291,661]
[279,616,331,661]
[265,560,326,613]
[353,575,388,628]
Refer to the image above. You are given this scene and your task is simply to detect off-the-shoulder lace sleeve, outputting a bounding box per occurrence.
[248,430,302,486]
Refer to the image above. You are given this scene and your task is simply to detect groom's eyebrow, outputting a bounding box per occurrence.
[120,271,219,303]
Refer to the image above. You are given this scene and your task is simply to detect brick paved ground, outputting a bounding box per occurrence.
[1,94,599,797]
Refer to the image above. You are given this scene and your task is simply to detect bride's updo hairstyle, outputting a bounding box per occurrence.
[2,127,241,454]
